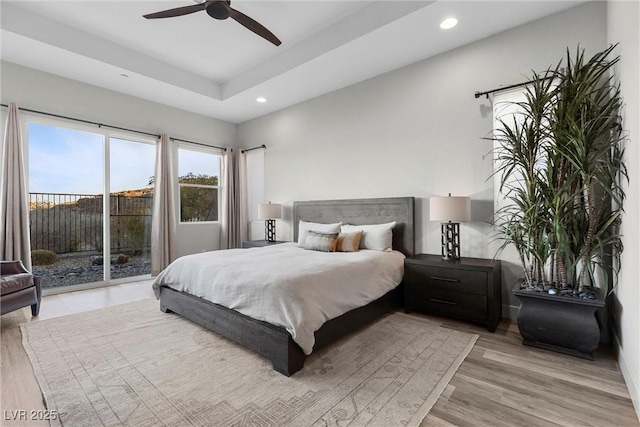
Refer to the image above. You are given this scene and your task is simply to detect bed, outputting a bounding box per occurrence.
[155,197,414,376]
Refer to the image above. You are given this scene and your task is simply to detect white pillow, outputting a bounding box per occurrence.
[297,220,342,247]
[341,221,396,251]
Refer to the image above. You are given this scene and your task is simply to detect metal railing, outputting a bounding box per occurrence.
[29,192,153,255]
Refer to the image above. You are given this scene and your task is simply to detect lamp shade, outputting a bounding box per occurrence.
[429,196,471,222]
[258,203,281,220]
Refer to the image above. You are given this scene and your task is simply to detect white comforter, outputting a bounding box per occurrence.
[152,243,405,354]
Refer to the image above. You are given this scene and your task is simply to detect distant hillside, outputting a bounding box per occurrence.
[29,188,153,214]
[111,187,153,198]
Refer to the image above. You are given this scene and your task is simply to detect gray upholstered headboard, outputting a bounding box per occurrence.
[292,197,415,256]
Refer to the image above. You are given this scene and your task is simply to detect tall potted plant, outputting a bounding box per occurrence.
[493,45,627,359]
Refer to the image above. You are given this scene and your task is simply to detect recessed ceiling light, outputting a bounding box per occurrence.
[440,17,458,30]
[256,97,267,103]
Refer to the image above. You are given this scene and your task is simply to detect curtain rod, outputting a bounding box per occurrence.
[475,76,553,99]
[0,103,161,138]
[241,144,266,154]
[170,137,227,152]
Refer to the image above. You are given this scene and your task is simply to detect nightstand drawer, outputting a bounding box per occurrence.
[406,264,487,295]
[407,288,488,322]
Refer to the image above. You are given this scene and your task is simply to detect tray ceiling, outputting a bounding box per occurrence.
[1,1,584,123]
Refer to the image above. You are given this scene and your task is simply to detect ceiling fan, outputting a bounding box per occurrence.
[143,1,281,46]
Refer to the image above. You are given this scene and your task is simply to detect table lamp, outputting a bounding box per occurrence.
[429,194,471,260]
[258,202,281,242]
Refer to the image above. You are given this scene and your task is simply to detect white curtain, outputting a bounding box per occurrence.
[151,134,177,276]
[491,89,529,277]
[220,149,248,249]
[493,88,528,208]
[238,150,249,245]
[1,103,32,270]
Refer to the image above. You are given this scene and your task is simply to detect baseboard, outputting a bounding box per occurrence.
[503,304,519,320]
[614,331,640,421]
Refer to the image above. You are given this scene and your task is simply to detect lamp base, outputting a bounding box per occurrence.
[264,219,276,242]
[441,222,461,260]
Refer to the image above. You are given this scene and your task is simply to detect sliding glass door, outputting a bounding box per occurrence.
[27,120,154,291]
[108,137,155,281]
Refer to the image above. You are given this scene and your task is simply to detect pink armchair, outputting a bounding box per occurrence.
[1,260,41,316]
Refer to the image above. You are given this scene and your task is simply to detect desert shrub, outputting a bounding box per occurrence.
[31,249,59,266]
[112,214,149,255]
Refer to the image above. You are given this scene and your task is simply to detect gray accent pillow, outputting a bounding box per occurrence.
[297,220,342,247]
[303,230,338,252]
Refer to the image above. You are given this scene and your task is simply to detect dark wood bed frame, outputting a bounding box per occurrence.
[159,197,415,376]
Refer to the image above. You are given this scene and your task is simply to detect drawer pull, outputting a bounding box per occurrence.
[430,276,460,283]
[429,298,458,306]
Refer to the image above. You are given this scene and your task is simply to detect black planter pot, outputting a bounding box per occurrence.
[513,287,604,360]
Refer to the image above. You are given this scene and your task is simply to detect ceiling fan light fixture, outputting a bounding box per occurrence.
[206,2,231,20]
[440,17,458,30]
[256,97,267,103]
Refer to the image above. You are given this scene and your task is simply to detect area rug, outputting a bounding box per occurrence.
[22,298,478,427]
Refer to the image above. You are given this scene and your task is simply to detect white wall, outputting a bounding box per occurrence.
[237,2,608,314]
[608,0,640,418]
[0,61,237,256]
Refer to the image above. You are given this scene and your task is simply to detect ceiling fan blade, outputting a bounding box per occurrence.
[144,3,206,19]
[229,8,281,46]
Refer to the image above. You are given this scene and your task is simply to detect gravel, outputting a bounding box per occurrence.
[33,254,151,289]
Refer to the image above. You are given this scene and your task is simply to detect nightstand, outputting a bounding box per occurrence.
[241,240,287,248]
[404,254,502,332]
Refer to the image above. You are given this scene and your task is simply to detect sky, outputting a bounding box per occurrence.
[28,122,219,195]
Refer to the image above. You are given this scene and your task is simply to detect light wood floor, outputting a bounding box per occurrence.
[1,281,638,427]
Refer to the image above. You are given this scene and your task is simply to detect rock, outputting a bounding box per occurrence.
[91,255,128,266]
[582,287,597,299]
[32,254,150,289]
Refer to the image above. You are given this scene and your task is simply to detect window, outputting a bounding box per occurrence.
[28,122,104,260]
[178,145,221,223]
